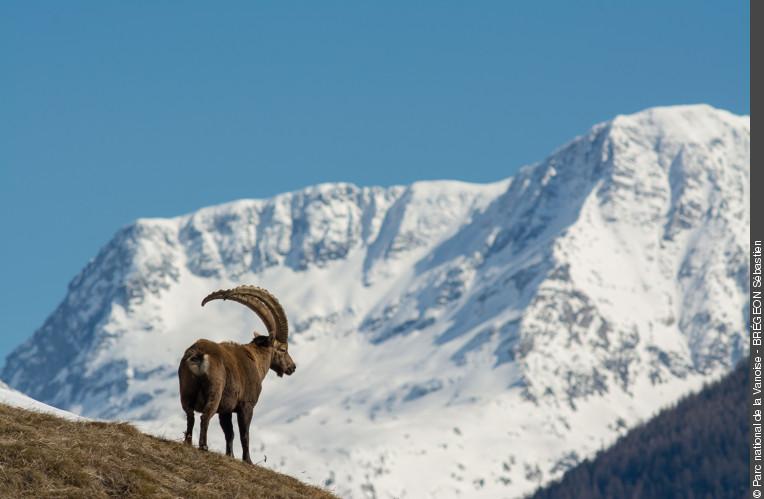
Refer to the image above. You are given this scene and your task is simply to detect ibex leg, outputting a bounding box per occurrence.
[183,408,194,445]
[198,390,222,451]
[219,412,235,457]
[236,404,255,464]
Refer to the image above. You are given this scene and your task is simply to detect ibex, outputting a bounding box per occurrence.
[178,285,296,463]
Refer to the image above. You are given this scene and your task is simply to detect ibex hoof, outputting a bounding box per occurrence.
[199,444,208,451]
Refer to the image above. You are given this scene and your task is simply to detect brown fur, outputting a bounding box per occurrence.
[178,336,295,463]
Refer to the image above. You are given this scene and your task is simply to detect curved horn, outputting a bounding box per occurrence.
[201,286,277,337]
[248,286,289,345]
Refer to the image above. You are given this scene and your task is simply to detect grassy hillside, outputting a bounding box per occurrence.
[529,361,747,499]
[0,403,336,498]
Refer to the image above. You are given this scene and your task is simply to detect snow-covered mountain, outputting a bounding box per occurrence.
[2,104,749,498]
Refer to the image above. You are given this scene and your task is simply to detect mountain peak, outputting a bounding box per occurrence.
[609,103,749,143]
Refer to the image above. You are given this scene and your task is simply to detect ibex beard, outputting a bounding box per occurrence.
[178,285,296,464]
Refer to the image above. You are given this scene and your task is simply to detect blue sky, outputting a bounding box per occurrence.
[0,1,749,362]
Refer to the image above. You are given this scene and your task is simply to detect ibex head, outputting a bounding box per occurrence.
[267,337,296,377]
[201,285,296,377]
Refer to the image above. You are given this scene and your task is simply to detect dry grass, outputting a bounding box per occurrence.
[0,403,336,499]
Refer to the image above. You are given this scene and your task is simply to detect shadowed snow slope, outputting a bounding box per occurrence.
[2,104,749,498]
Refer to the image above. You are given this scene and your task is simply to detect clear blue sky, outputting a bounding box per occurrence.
[0,1,749,363]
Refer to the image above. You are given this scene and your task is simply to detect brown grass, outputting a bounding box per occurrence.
[0,403,337,499]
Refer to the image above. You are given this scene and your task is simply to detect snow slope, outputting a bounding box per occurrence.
[0,380,85,421]
[2,104,750,498]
